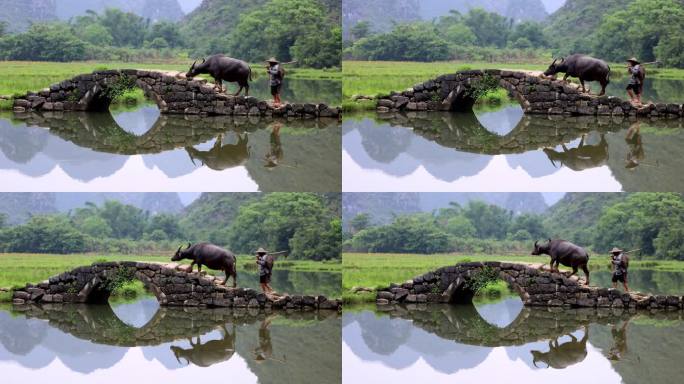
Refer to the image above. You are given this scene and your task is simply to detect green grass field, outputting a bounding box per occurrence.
[342,252,684,303]
[0,60,341,109]
[0,253,340,301]
[342,60,684,111]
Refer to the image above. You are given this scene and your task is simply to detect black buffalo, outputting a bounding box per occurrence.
[531,239,590,284]
[543,54,611,96]
[172,242,237,287]
[186,54,252,96]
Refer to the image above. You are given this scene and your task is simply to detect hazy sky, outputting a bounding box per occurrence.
[178,0,203,14]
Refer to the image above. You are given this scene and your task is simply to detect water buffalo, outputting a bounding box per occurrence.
[543,134,609,171]
[185,134,250,171]
[172,242,237,287]
[171,325,236,367]
[543,54,610,96]
[531,327,589,369]
[531,239,590,284]
[186,54,252,96]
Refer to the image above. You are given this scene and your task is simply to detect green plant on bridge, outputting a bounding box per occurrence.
[103,267,137,293]
[466,74,500,101]
[103,75,136,102]
[465,266,500,295]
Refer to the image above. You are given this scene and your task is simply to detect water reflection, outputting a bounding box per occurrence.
[0,109,341,192]
[0,300,340,383]
[343,109,684,192]
[343,299,684,383]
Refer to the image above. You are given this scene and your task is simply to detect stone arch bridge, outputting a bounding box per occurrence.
[376,69,684,118]
[12,69,340,118]
[12,261,341,310]
[376,261,683,310]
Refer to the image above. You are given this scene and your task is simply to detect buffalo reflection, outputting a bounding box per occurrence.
[543,134,609,171]
[171,323,237,367]
[186,133,250,171]
[531,326,589,369]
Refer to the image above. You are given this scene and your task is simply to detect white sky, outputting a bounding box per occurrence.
[178,0,203,14]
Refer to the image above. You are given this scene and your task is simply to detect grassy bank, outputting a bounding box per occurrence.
[342,252,684,303]
[342,60,684,112]
[0,60,340,109]
[0,253,340,302]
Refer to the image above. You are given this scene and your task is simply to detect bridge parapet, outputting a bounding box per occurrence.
[12,69,340,118]
[12,261,341,310]
[376,69,683,118]
[376,261,683,310]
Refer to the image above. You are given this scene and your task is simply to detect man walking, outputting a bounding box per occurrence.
[256,247,275,295]
[610,247,629,292]
[266,57,284,107]
[626,58,644,107]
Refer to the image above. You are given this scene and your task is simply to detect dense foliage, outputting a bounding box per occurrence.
[0,0,341,68]
[0,193,341,260]
[345,0,684,68]
[345,193,684,259]
[345,9,550,62]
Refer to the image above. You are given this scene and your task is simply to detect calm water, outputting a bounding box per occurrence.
[592,269,684,296]
[229,269,341,298]
[0,101,341,192]
[343,298,684,384]
[222,77,341,106]
[0,298,341,384]
[343,105,684,192]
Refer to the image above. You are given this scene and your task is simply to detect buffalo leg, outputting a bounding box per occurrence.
[599,80,608,96]
[234,86,243,96]
[569,265,578,277]
[563,74,569,82]
[582,264,590,285]
[188,261,195,272]
[244,83,250,96]
[579,78,587,93]
[549,259,556,272]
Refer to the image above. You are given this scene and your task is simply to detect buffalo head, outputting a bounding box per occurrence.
[531,239,552,255]
[172,243,192,261]
[543,58,564,77]
[186,58,205,78]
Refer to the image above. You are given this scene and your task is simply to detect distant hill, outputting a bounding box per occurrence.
[54,193,185,215]
[179,192,261,239]
[0,0,57,32]
[343,0,420,38]
[0,193,57,224]
[544,0,630,54]
[342,192,549,227]
[55,0,185,22]
[0,193,184,225]
[418,0,549,23]
[543,192,627,245]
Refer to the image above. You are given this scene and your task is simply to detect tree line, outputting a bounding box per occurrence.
[0,0,341,68]
[344,193,684,260]
[0,193,341,261]
[344,0,684,68]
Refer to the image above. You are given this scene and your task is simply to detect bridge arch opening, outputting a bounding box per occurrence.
[81,74,162,116]
[79,266,163,306]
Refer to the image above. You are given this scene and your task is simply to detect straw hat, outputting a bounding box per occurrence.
[610,247,623,254]
[627,57,640,64]
[266,57,279,64]
[256,247,268,254]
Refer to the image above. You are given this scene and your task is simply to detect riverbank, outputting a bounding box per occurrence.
[342,60,684,112]
[342,252,684,303]
[0,61,341,110]
[0,253,341,301]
